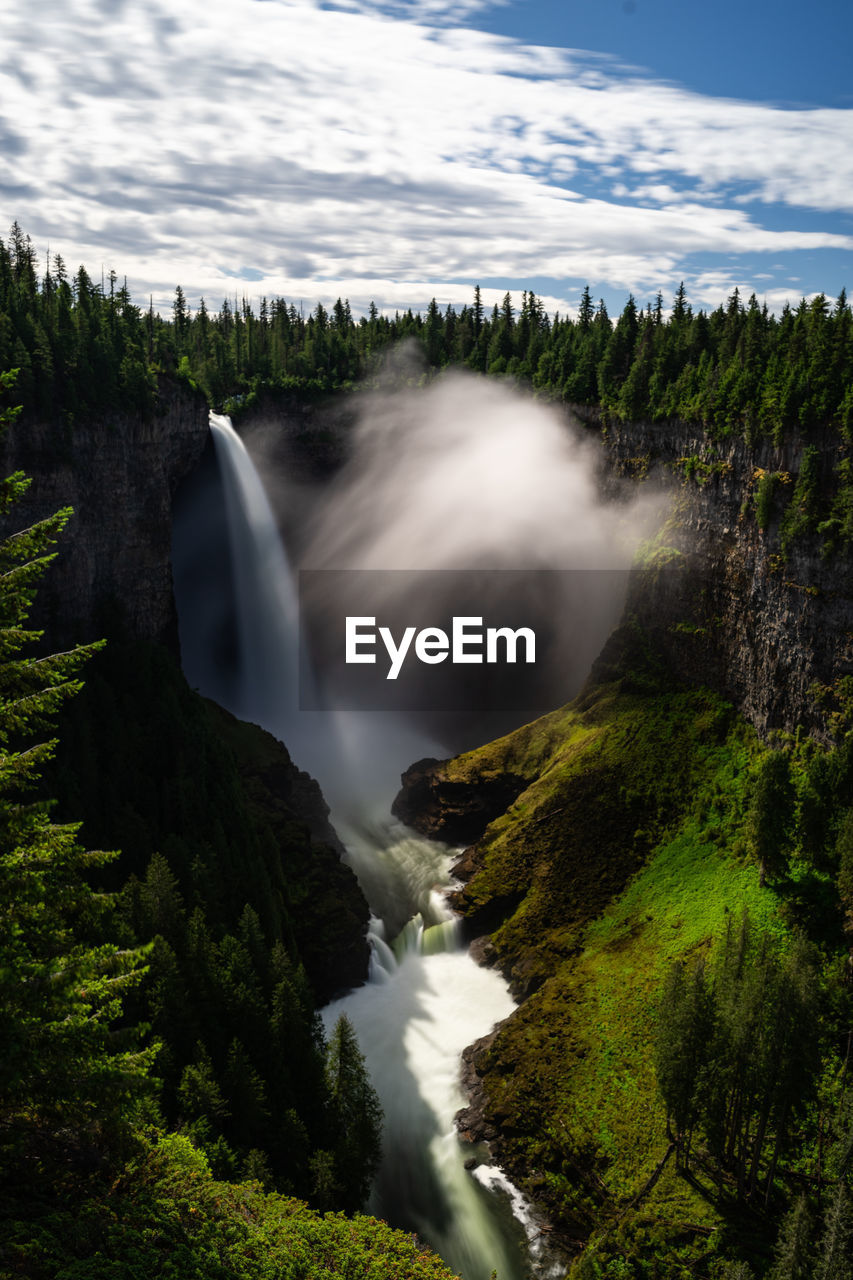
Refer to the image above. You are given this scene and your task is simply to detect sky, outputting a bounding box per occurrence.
[1,0,851,321]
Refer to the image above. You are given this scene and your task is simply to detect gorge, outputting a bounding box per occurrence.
[4,332,853,1279]
[170,387,653,1279]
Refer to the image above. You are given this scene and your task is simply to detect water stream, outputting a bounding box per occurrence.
[173,413,557,1279]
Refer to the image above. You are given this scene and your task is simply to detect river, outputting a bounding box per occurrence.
[172,412,561,1279]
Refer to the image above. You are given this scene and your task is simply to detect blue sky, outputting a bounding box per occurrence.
[1,0,850,320]
[482,0,853,108]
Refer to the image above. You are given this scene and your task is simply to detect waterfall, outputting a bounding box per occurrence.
[174,412,563,1280]
[202,412,326,775]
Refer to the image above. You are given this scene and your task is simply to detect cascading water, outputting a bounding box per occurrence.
[174,413,558,1280]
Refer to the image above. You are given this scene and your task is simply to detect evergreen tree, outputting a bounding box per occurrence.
[654,912,821,1205]
[746,750,794,885]
[324,1013,382,1211]
[472,284,483,335]
[654,957,715,1168]
[768,1197,814,1280]
[818,1182,853,1280]
[0,371,152,1184]
[577,285,594,332]
[781,445,821,556]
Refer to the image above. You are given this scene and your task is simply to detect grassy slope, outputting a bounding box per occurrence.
[444,658,791,1273]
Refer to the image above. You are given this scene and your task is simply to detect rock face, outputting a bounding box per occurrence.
[395,409,853,885]
[235,389,356,483]
[1,380,372,998]
[573,405,853,742]
[0,378,209,650]
[391,757,530,845]
[230,391,358,559]
[456,1028,504,1146]
[205,699,370,1001]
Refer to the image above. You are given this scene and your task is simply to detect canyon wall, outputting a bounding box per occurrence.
[0,378,371,997]
[10,374,846,745]
[239,390,853,743]
[573,405,853,741]
[0,377,209,650]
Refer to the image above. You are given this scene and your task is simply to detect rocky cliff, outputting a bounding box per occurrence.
[574,405,853,742]
[4,378,372,997]
[1,377,209,650]
[246,391,852,746]
[391,756,531,845]
[396,410,853,856]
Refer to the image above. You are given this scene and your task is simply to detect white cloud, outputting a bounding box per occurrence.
[0,0,850,313]
[327,0,506,19]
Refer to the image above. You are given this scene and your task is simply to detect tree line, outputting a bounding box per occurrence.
[2,222,852,451]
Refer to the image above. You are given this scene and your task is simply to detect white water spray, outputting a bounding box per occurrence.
[301,368,654,575]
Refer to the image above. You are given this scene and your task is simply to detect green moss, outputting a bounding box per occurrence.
[453,683,753,987]
[754,470,777,530]
[679,453,731,486]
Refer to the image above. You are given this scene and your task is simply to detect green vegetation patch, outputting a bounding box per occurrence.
[451,681,752,992]
[1,1134,460,1280]
[442,678,810,1272]
[439,656,853,1277]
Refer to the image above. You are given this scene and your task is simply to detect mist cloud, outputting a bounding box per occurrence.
[303,362,657,574]
[288,363,662,746]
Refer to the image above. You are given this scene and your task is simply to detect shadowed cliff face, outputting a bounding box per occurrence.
[0,377,209,650]
[573,407,853,743]
[4,383,372,1000]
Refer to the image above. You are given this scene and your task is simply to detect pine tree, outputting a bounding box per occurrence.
[577,285,594,332]
[769,1197,815,1280]
[654,957,715,1167]
[0,372,153,1184]
[472,284,483,335]
[746,750,794,886]
[818,1182,853,1280]
[325,1013,382,1211]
